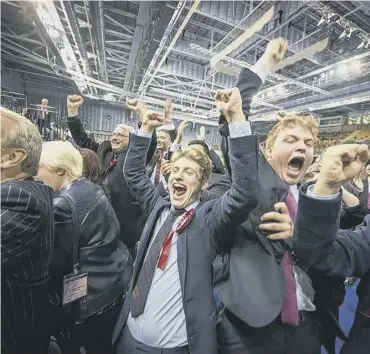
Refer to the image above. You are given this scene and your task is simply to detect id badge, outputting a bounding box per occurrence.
[62,272,88,305]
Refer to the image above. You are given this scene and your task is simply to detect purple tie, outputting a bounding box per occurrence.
[281,191,299,326]
[367,193,370,209]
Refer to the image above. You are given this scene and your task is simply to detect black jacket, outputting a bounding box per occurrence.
[66,117,156,248]
[51,178,132,319]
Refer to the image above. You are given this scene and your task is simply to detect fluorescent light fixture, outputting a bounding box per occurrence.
[339,29,348,39]
[34,1,85,92]
[357,41,365,49]
[317,16,326,26]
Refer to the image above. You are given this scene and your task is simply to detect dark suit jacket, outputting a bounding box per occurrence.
[359,178,370,218]
[67,116,156,249]
[1,179,54,354]
[112,132,260,354]
[292,183,369,278]
[292,183,370,353]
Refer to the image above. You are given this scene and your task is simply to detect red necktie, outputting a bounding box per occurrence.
[157,209,195,270]
[281,190,299,326]
[154,155,162,186]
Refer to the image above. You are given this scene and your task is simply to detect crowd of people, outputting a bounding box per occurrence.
[1,38,370,354]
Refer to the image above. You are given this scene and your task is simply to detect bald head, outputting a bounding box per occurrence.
[1,107,42,180]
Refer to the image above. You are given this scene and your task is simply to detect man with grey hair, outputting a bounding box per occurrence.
[1,107,54,354]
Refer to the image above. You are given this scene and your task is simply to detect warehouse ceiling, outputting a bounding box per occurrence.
[1,0,370,123]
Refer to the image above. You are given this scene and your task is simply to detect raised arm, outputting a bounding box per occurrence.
[219,38,288,173]
[207,88,260,248]
[293,144,370,277]
[123,105,165,217]
[66,95,99,152]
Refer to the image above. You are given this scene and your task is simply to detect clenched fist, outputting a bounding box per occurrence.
[140,111,165,133]
[126,99,148,122]
[254,37,288,73]
[214,87,245,124]
[314,144,369,196]
[67,94,83,117]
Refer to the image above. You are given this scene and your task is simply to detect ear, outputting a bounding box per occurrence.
[0,148,27,170]
[201,180,208,191]
[265,148,272,162]
[55,168,66,176]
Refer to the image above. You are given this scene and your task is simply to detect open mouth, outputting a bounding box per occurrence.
[288,156,305,173]
[172,183,187,197]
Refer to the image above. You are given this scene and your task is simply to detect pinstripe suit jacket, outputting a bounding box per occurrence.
[1,178,54,354]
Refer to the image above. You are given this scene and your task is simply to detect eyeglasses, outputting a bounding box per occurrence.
[110,133,129,139]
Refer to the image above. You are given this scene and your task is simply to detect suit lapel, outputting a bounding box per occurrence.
[252,155,291,254]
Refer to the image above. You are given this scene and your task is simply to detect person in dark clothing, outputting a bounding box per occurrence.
[1,108,54,354]
[187,140,229,201]
[292,144,370,354]
[37,140,132,354]
[79,148,111,200]
[65,95,156,253]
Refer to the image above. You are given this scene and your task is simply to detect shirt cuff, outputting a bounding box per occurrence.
[306,184,340,200]
[157,123,175,131]
[228,121,252,138]
[136,130,152,139]
[249,67,267,84]
[169,143,181,152]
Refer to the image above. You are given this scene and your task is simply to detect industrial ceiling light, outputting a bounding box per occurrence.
[339,29,348,39]
[317,15,326,27]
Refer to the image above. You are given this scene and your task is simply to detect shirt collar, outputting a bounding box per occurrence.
[185,200,199,211]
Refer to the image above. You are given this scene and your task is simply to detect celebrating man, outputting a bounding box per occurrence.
[112,87,260,354]
[66,96,156,253]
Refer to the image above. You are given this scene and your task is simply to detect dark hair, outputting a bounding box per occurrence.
[80,148,100,184]
[188,140,210,156]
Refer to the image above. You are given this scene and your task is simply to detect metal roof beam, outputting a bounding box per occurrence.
[105,6,137,20]
[90,0,109,83]
[123,1,151,90]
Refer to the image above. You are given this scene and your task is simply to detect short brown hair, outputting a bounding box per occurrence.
[263,112,319,154]
[171,148,212,183]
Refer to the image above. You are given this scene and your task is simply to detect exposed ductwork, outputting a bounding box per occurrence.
[90,0,109,83]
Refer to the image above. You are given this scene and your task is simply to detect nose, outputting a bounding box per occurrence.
[295,140,306,153]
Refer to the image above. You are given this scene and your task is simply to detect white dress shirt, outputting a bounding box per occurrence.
[289,185,316,312]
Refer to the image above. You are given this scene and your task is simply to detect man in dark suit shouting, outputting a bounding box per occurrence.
[112,89,260,354]
[1,107,54,354]
[293,144,370,354]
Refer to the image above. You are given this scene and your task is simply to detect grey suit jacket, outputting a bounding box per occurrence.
[112,132,260,354]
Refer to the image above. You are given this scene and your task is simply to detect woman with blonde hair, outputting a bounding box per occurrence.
[37,141,132,354]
